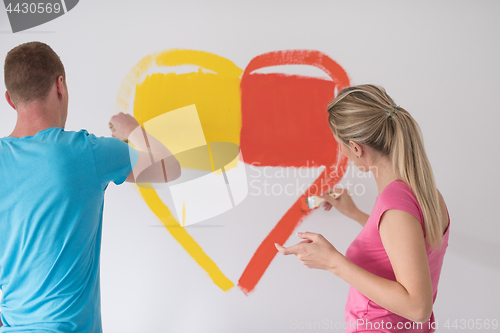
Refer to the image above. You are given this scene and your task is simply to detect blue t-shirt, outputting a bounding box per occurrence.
[0,127,139,332]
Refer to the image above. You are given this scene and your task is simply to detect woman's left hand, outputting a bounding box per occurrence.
[275,232,345,273]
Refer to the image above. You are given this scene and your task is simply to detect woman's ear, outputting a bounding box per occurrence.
[349,141,363,157]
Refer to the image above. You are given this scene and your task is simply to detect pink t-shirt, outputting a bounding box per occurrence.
[344,180,450,333]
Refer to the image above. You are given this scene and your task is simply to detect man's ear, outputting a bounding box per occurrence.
[5,91,17,110]
[56,76,65,100]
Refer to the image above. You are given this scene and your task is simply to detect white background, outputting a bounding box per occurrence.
[1,1,499,332]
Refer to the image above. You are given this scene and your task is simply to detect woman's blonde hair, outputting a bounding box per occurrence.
[327,84,443,249]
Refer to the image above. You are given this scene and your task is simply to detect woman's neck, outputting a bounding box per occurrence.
[371,156,399,195]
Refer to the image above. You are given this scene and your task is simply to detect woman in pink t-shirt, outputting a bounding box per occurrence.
[276,84,449,333]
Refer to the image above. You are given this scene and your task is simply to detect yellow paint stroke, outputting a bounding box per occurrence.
[117,49,243,290]
[133,49,242,154]
[206,142,215,172]
[116,54,153,114]
[139,186,234,291]
[155,50,242,78]
[142,104,209,170]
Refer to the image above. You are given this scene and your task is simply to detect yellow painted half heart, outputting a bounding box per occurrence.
[116,49,243,291]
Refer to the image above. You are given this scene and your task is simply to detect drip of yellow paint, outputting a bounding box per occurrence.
[182,201,186,228]
[206,142,215,172]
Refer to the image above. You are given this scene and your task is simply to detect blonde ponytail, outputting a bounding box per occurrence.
[328,84,443,249]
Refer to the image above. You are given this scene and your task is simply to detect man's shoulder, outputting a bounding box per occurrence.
[59,128,91,138]
[52,128,102,145]
[29,127,91,140]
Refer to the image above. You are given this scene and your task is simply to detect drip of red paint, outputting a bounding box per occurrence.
[238,50,350,294]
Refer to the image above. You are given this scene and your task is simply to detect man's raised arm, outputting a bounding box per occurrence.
[109,113,181,183]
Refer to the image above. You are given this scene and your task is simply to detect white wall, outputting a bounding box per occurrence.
[1,1,499,332]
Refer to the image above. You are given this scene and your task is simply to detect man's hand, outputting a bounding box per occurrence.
[109,113,140,141]
[108,112,181,184]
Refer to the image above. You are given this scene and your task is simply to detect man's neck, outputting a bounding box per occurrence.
[9,122,61,138]
[9,104,62,138]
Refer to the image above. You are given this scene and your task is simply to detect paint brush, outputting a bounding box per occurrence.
[304,192,341,210]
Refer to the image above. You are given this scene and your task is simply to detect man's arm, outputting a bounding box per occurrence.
[109,113,181,183]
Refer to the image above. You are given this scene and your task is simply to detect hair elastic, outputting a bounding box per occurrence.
[385,105,400,120]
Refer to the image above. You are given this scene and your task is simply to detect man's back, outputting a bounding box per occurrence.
[0,127,136,332]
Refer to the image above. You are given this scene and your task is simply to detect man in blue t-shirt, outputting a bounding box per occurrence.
[0,42,180,332]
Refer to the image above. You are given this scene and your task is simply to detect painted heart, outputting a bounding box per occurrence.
[116,49,350,294]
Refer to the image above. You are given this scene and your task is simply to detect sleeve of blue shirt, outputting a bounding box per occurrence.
[86,132,140,190]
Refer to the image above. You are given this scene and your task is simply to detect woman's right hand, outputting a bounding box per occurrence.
[322,188,370,227]
[321,188,359,218]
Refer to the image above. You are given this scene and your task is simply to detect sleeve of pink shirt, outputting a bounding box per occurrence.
[374,180,426,236]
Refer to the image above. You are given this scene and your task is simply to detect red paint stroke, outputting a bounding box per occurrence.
[243,50,350,94]
[240,50,350,167]
[238,165,347,295]
[238,50,350,294]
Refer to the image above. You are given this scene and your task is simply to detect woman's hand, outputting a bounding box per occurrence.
[275,232,345,274]
[321,188,369,226]
[321,187,355,214]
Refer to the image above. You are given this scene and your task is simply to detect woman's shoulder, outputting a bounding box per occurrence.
[379,179,416,203]
[377,180,450,235]
[377,179,423,222]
